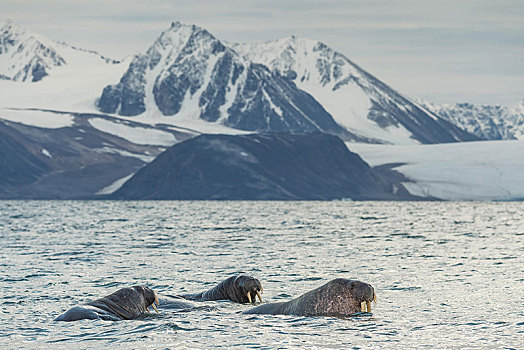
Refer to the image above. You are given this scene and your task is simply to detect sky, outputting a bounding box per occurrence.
[2,0,523,106]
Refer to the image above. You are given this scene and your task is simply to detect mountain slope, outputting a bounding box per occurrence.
[0,120,51,191]
[421,100,524,140]
[231,37,479,144]
[111,132,417,200]
[98,22,349,137]
[0,112,194,199]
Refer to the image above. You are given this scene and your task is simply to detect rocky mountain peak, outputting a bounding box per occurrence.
[152,21,218,53]
[0,20,117,83]
[0,19,66,82]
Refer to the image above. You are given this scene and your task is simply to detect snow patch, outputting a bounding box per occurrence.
[0,109,74,128]
[96,146,156,163]
[41,148,52,158]
[96,173,135,195]
[88,118,176,146]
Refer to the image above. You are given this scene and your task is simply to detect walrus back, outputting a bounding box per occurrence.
[243,301,288,315]
[54,305,121,321]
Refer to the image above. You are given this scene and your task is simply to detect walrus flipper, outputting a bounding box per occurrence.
[181,275,263,304]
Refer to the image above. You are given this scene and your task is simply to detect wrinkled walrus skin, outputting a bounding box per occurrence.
[54,286,159,322]
[244,279,376,317]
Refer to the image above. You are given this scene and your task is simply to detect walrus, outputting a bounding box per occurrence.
[54,286,159,321]
[158,275,263,308]
[244,279,376,317]
[179,275,263,303]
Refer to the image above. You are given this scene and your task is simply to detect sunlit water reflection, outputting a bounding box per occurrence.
[1,201,522,348]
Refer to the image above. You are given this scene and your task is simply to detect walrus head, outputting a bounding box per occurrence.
[297,278,376,316]
[231,275,263,304]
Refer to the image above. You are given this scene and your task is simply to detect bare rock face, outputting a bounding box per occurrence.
[98,56,148,116]
[112,132,417,200]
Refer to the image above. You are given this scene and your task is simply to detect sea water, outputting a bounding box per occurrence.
[0,201,522,349]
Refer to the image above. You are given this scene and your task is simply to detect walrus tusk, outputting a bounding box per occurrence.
[366,301,371,313]
[151,303,158,313]
[145,307,150,314]
[154,292,159,307]
[256,291,262,303]
[247,292,252,303]
[361,302,366,312]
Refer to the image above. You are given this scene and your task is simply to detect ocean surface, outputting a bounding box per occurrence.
[0,201,522,349]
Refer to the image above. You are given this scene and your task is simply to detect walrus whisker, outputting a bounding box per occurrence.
[256,291,262,303]
[247,292,252,303]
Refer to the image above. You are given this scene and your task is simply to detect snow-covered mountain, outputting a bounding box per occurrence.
[98,22,478,143]
[0,19,117,82]
[421,100,524,140]
[231,37,478,145]
[0,20,131,115]
[98,22,349,137]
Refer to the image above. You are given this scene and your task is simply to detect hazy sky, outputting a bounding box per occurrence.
[2,0,523,105]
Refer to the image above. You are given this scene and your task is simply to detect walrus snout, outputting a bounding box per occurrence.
[133,286,160,313]
[349,281,376,313]
[234,275,263,304]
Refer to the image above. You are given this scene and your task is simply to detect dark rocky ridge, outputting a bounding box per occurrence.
[111,132,418,200]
